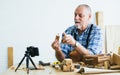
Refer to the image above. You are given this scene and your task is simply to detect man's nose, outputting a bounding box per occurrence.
[75,15,79,20]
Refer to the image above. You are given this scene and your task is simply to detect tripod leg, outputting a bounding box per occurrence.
[28,56,37,69]
[26,57,29,74]
[15,55,26,72]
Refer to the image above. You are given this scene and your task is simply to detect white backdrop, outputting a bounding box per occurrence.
[0,0,120,73]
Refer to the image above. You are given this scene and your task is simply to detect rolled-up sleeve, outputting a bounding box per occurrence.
[60,43,72,58]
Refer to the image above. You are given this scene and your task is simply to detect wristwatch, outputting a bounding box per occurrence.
[74,41,79,47]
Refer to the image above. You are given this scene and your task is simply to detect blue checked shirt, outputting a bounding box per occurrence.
[60,24,103,58]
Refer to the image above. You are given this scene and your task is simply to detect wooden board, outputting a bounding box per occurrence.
[96,12,103,27]
[8,47,13,68]
[113,53,120,65]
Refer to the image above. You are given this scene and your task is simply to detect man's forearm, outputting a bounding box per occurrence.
[55,50,65,62]
[75,43,90,55]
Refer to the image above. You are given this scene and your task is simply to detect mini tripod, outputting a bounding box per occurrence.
[15,50,37,74]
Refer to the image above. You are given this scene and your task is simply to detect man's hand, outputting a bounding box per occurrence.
[51,35,65,62]
[62,32,76,46]
[51,35,61,51]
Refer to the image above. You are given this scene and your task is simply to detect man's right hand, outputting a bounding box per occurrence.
[51,35,66,62]
[51,40,61,52]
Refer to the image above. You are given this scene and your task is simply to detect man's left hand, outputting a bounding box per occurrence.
[62,32,76,46]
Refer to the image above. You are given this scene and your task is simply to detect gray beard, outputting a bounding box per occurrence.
[74,24,81,29]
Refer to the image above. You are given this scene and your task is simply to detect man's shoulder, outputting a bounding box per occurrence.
[90,24,102,35]
[92,24,101,30]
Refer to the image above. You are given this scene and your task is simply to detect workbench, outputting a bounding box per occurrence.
[1,64,120,75]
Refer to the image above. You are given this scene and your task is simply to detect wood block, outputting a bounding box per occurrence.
[55,34,60,41]
[104,61,110,69]
[8,47,13,68]
[61,59,74,72]
[83,55,98,67]
[118,47,120,55]
[110,65,120,70]
[96,12,103,26]
[113,53,120,65]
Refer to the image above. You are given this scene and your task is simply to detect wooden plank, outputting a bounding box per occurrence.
[96,12,103,27]
[118,47,120,55]
[113,53,120,65]
[110,65,120,70]
[8,47,13,68]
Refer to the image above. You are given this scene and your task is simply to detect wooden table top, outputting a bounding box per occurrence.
[1,64,120,75]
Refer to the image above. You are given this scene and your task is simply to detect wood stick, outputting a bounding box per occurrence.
[8,47,13,68]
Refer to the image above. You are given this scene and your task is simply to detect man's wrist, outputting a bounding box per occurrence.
[56,49,62,53]
[74,41,79,48]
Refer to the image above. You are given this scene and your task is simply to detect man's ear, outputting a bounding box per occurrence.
[88,14,92,20]
[89,14,92,18]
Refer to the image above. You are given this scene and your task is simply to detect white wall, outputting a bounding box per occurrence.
[0,0,120,73]
[106,25,120,53]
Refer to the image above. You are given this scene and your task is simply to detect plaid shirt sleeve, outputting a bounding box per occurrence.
[60,43,72,58]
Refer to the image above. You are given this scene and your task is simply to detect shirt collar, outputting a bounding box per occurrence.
[73,23,92,35]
